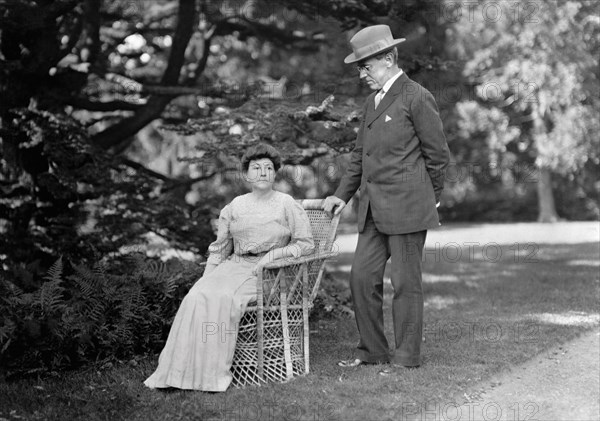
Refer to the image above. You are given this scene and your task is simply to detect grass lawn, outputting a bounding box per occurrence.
[1,222,598,421]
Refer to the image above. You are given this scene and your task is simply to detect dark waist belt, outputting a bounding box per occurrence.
[242,251,267,257]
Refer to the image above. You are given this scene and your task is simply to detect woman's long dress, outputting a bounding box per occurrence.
[144,191,314,391]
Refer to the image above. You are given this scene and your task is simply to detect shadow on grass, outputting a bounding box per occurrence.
[1,237,598,421]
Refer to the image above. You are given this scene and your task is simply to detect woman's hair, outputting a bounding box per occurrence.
[241,143,282,172]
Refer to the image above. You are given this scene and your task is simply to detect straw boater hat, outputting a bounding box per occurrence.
[344,25,406,64]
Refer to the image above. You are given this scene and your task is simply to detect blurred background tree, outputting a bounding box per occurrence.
[447,0,600,221]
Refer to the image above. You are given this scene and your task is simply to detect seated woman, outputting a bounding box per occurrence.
[144,143,314,391]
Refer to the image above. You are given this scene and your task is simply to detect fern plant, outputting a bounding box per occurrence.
[0,254,204,377]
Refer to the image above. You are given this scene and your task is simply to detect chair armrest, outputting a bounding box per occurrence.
[262,251,339,270]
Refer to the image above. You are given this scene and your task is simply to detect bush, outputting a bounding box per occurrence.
[310,273,354,321]
[0,254,204,377]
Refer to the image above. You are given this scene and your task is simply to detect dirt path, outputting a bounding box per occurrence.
[334,221,600,253]
[333,222,600,421]
[454,329,600,421]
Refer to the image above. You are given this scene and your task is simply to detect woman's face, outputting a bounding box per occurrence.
[245,158,275,190]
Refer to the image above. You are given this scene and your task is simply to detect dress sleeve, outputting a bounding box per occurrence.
[206,204,234,265]
[284,197,315,258]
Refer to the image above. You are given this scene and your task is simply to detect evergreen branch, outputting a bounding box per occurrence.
[46,0,81,21]
[161,171,219,192]
[92,0,197,150]
[115,158,172,182]
[64,97,144,112]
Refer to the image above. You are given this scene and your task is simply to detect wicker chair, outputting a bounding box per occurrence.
[230,199,341,387]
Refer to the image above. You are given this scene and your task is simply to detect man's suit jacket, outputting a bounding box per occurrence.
[335,73,450,234]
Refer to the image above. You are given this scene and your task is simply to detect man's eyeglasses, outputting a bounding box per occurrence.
[356,53,389,74]
[356,64,372,74]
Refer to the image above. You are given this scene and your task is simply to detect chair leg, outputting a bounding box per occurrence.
[302,264,310,374]
[257,273,265,381]
[280,291,293,380]
[303,299,310,374]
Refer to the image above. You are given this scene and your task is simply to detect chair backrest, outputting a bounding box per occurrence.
[298,199,340,253]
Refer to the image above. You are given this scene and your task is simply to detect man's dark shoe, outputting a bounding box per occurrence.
[378,364,420,376]
[337,358,377,368]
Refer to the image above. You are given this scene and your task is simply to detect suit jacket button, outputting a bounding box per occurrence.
[366,152,370,156]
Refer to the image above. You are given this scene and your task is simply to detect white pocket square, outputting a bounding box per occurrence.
[385,115,392,122]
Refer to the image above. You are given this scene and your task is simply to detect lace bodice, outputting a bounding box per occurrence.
[206,191,314,265]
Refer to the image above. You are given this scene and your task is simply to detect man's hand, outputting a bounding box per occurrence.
[323,196,346,217]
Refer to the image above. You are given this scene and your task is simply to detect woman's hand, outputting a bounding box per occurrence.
[252,255,271,276]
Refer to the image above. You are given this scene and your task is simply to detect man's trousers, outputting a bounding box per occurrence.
[350,209,426,367]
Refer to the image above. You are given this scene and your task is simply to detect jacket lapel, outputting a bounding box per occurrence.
[364,91,377,124]
[365,73,409,127]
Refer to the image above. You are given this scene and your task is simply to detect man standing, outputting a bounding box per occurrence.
[323,25,450,372]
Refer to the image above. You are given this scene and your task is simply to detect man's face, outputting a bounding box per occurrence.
[356,55,390,90]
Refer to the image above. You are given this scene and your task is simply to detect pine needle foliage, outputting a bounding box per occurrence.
[162,95,361,169]
[1,109,216,278]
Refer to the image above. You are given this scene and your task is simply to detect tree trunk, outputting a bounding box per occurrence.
[537,166,560,222]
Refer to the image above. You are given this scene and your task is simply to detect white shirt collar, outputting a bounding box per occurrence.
[380,69,404,94]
